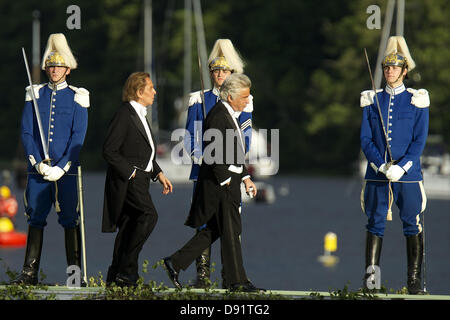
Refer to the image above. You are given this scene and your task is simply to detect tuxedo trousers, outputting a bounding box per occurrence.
[108,170,158,282]
[170,187,248,286]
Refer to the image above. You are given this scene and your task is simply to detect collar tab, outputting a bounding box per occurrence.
[385,83,405,95]
[48,81,68,91]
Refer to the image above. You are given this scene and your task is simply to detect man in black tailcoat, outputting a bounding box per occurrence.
[102,72,172,286]
[163,73,263,292]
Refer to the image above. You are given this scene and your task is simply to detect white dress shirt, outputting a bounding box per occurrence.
[129,100,155,178]
[220,101,250,186]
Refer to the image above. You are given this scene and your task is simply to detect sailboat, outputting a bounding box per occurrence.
[421,135,450,199]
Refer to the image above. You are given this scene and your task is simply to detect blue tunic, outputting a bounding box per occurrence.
[360,84,430,236]
[20,81,89,228]
[185,88,253,181]
[21,82,88,174]
[360,84,429,181]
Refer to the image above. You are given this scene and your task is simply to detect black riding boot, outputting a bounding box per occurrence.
[363,231,383,291]
[65,226,86,286]
[406,232,425,295]
[10,226,44,285]
[193,246,211,288]
[65,226,82,267]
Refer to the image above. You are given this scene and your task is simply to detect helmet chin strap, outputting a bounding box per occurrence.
[395,66,407,83]
[48,67,69,85]
[387,66,407,87]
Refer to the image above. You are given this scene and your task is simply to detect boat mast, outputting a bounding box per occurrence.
[374,0,395,89]
[192,0,211,90]
[183,0,192,110]
[144,0,158,133]
[373,0,405,89]
[32,10,41,83]
[184,0,211,107]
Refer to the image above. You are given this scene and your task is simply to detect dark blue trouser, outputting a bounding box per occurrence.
[24,173,79,229]
[361,180,426,237]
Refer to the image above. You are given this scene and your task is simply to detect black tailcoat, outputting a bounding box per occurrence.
[170,101,251,286]
[185,102,249,228]
[102,102,161,233]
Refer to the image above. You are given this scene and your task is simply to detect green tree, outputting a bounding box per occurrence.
[1,0,448,176]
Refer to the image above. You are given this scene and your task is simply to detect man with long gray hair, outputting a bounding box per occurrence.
[164,73,263,292]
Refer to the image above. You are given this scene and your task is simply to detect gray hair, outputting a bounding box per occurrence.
[219,73,251,101]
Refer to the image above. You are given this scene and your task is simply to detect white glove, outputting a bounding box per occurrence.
[378,163,389,175]
[35,162,52,176]
[386,165,405,182]
[43,166,66,181]
[191,155,203,165]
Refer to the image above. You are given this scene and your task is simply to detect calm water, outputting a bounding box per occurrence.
[1,172,449,295]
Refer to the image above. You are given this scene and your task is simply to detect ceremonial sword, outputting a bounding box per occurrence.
[77,166,88,286]
[22,47,50,162]
[364,48,396,221]
[193,39,207,164]
[364,48,395,165]
[196,49,207,120]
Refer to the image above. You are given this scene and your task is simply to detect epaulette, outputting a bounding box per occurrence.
[188,89,211,107]
[69,85,90,108]
[360,89,383,107]
[242,94,254,113]
[407,88,430,108]
[25,84,46,101]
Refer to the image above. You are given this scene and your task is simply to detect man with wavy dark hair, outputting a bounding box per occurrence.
[102,72,172,287]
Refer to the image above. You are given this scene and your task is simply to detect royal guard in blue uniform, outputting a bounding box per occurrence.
[12,33,89,285]
[185,39,253,287]
[360,36,429,294]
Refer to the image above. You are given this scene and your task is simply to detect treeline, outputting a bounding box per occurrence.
[0,0,448,175]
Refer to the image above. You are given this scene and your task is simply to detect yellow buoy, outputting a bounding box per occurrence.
[324,232,337,253]
[318,232,339,267]
[0,185,11,198]
[0,217,14,232]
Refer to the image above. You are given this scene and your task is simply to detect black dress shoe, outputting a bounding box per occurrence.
[114,274,138,287]
[407,278,425,295]
[163,257,182,290]
[229,280,265,293]
[10,271,38,286]
[106,266,118,287]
